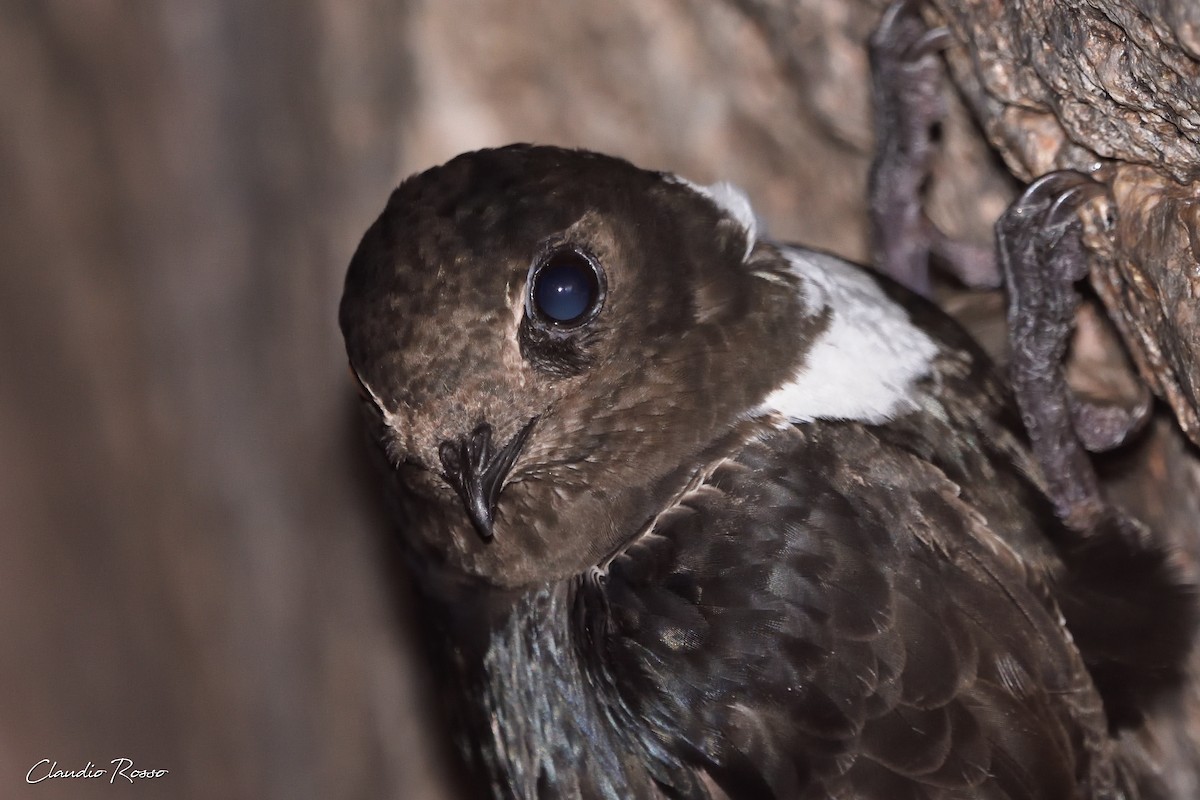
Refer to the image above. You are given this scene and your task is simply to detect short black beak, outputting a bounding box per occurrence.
[438,418,537,541]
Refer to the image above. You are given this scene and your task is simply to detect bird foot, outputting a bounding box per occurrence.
[995,171,1127,531]
[999,172,1195,725]
[868,0,1000,294]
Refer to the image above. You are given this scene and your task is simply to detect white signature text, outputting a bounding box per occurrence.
[26,758,169,784]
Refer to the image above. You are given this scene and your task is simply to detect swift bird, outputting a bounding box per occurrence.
[340,8,1192,793]
[339,142,1189,799]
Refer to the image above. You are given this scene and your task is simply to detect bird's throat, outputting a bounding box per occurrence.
[469,582,660,798]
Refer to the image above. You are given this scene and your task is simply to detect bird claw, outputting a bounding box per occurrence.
[1000,176,1194,723]
[996,171,1148,528]
[909,26,953,59]
[869,0,948,162]
[868,0,999,294]
[993,172,1104,287]
[1008,171,1105,217]
[871,0,948,63]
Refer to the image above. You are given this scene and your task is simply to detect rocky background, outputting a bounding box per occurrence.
[2,1,1197,798]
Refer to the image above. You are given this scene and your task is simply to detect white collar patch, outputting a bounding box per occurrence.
[761,247,939,425]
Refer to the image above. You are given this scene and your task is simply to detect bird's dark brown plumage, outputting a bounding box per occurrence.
[339,143,1192,800]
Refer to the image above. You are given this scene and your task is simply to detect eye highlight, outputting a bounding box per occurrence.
[527,247,605,328]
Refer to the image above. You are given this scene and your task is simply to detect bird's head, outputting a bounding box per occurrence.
[339,145,807,589]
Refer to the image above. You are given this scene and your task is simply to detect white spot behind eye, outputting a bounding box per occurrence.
[760,247,939,425]
[668,175,760,259]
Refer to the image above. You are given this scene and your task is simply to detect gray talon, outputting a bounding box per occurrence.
[868,0,999,293]
[997,170,1155,531]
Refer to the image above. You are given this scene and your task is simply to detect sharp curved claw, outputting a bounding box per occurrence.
[873,0,944,58]
[874,0,919,41]
[1011,171,1100,216]
[1046,181,1106,227]
[1026,170,1086,193]
[998,171,1109,259]
[910,27,953,58]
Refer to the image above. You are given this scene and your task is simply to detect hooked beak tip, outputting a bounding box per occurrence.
[466,502,496,541]
[438,417,538,542]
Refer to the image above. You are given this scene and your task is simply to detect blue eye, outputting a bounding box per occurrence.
[530,249,603,327]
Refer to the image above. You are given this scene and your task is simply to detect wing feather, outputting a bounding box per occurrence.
[595,421,1118,799]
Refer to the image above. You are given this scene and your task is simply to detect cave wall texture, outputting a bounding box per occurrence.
[2,1,1198,798]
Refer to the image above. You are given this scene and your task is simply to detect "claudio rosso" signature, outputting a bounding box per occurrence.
[26,758,168,784]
